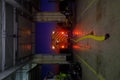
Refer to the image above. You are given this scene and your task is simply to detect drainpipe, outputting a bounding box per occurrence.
[1,0,6,71]
[13,7,17,66]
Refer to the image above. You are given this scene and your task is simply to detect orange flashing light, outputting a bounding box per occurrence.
[73,45,80,49]
[52,46,55,49]
[73,31,84,36]
[52,31,55,34]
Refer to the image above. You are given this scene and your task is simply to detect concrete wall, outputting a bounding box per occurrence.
[5,3,14,70]
[75,0,120,80]
[0,0,2,72]
[3,74,15,80]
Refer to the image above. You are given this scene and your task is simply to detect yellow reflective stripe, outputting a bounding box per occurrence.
[77,55,105,80]
[72,35,105,42]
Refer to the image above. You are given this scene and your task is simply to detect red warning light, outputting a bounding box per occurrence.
[61,45,65,48]
[61,31,65,35]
